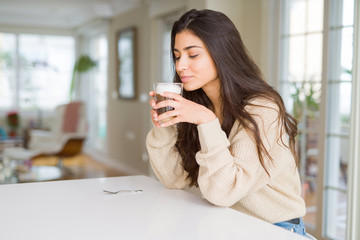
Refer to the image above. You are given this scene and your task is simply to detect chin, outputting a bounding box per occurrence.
[183,85,197,92]
[183,81,203,92]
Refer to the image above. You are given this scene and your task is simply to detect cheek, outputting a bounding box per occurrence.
[201,60,218,79]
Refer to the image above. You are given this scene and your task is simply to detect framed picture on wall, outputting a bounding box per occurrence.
[116,27,136,99]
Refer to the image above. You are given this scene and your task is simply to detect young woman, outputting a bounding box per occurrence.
[146,9,307,236]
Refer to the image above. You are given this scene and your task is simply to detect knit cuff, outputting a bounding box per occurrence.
[197,119,228,153]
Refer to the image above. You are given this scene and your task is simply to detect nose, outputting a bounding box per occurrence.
[176,57,188,71]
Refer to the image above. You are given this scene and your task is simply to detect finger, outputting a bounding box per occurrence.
[160,91,183,101]
[149,99,156,108]
[150,109,159,125]
[150,109,158,118]
[152,117,162,128]
[156,109,179,122]
[155,99,179,110]
[153,120,161,128]
[152,118,161,128]
[159,116,180,128]
[149,91,156,97]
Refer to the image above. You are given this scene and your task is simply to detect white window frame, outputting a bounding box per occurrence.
[347,1,360,239]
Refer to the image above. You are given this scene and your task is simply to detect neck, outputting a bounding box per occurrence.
[202,80,222,123]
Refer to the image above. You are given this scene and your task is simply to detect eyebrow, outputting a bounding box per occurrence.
[173,45,203,52]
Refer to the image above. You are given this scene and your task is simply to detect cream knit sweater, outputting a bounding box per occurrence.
[146,98,306,223]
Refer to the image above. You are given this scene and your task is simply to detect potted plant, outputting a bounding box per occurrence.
[291,81,319,121]
[69,55,97,101]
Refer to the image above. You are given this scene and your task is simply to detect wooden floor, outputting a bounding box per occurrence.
[31,153,127,181]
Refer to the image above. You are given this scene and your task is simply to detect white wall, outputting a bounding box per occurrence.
[106,5,151,175]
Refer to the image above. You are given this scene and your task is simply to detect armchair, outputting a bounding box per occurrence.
[3,102,87,177]
[28,101,87,155]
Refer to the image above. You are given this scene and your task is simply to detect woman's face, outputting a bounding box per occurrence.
[173,30,220,93]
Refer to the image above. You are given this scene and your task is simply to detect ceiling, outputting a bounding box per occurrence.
[0,0,143,30]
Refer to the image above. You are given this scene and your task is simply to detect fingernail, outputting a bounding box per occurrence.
[154,117,158,121]
[160,123,165,127]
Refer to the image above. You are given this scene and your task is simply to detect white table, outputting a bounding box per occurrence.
[0,175,307,240]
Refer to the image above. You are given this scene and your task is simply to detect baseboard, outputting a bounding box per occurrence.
[83,146,145,176]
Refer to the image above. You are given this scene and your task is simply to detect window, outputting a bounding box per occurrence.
[0,33,75,111]
[0,33,16,109]
[280,0,323,231]
[84,35,108,150]
[325,0,354,239]
[278,0,356,239]
[77,20,109,152]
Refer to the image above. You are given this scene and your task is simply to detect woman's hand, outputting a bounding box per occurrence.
[149,91,162,128]
[148,91,216,127]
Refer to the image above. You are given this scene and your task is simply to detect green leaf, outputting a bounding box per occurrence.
[69,55,97,100]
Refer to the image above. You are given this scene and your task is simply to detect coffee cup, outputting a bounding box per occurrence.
[153,82,183,123]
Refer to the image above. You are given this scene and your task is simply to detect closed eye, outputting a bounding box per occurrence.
[174,54,198,61]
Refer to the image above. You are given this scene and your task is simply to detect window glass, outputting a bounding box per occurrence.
[328,28,353,81]
[0,33,16,109]
[327,82,352,135]
[1,32,75,140]
[324,0,354,239]
[117,30,134,99]
[307,0,324,32]
[288,36,305,81]
[280,0,324,229]
[291,82,321,121]
[17,34,74,110]
[341,0,354,26]
[325,189,347,239]
[326,136,349,189]
[280,82,295,112]
[89,36,108,150]
[330,0,354,27]
[300,130,319,226]
[305,33,323,81]
[288,0,307,35]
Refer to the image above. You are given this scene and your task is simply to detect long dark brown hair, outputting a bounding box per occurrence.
[171,9,298,187]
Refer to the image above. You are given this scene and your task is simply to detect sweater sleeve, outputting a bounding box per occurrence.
[196,101,288,207]
[146,126,191,188]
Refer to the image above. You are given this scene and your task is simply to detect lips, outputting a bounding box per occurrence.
[181,76,191,83]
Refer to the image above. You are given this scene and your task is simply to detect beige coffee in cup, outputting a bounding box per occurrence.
[153,82,183,123]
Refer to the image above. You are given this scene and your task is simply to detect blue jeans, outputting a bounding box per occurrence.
[274,218,307,236]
